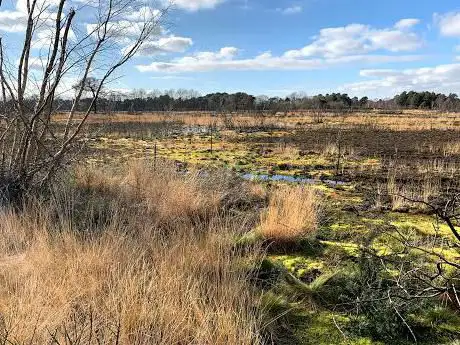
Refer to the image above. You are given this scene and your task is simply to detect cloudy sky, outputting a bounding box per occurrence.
[1,0,460,98]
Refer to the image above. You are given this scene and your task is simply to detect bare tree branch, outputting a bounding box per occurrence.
[0,0,170,201]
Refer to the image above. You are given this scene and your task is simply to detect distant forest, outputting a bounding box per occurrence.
[54,90,460,113]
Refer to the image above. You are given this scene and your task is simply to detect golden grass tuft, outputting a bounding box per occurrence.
[0,161,265,344]
[122,161,223,222]
[258,185,318,242]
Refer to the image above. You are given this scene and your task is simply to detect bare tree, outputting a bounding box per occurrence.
[0,0,169,202]
[73,77,101,113]
[335,190,460,342]
[388,191,460,304]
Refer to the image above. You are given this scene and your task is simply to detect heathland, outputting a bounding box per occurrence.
[1,109,459,344]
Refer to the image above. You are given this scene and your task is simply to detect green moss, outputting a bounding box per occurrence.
[270,255,325,281]
[295,311,385,345]
[390,213,454,239]
[361,218,385,225]
[321,240,361,256]
[411,306,460,334]
[236,230,263,246]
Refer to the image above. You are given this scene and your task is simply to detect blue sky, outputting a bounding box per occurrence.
[1,0,460,98]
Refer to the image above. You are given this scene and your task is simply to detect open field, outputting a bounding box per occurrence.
[80,110,460,343]
[3,0,460,344]
[54,109,460,131]
[1,110,459,344]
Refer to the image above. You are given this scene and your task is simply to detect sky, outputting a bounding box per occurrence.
[1,0,460,98]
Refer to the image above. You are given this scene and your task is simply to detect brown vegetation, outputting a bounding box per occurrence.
[258,186,318,242]
[0,161,266,344]
[55,110,460,131]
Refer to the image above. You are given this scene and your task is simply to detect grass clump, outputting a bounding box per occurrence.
[258,186,318,243]
[0,161,266,345]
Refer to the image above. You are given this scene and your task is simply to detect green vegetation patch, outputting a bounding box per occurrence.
[390,213,456,240]
[270,254,324,282]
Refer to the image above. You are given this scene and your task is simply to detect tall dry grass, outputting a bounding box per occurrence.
[258,185,318,242]
[54,111,460,132]
[0,161,266,344]
[387,173,441,211]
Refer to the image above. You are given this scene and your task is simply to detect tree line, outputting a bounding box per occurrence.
[53,89,460,114]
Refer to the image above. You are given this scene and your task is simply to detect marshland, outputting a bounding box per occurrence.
[3,105,459,344]
[0,0,460,344]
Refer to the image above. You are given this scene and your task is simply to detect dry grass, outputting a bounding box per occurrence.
[258,185,318,242]
[122,161,223,222]
[415,159,460,176]
[387,173,441,211]
[271,144,299,160]
[320,142,356,159]
[53,110,460,132]
[0,161,266,344]
[442,141,460,156]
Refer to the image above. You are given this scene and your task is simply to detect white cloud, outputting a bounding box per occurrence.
[394,18,420,30]
[84,4,169,53]
[0,1,164,52]
[135,36,193,56]
[168,0,225,11]
[434,11,460,37]
[86,18,166,57]
[197,46,239,60]
[0,10,27,32]
[136,46,422,73]
[16,57,45,70]
[137,18,425,74]
[15,0,61,13]
[0,0,60,33]
[283,20,422,59]
[0,0,75,47]
[256,51,273,59]
[340,63,460,97]
[31,24,76,50]
[123,6,161,22]
[163,46,238,64]
[86,21,148,43]
[278,6,302,15]
[151,75,195,80]
[359,69,399,77]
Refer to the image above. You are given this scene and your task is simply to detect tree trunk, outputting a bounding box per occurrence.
[91,90,97,113]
